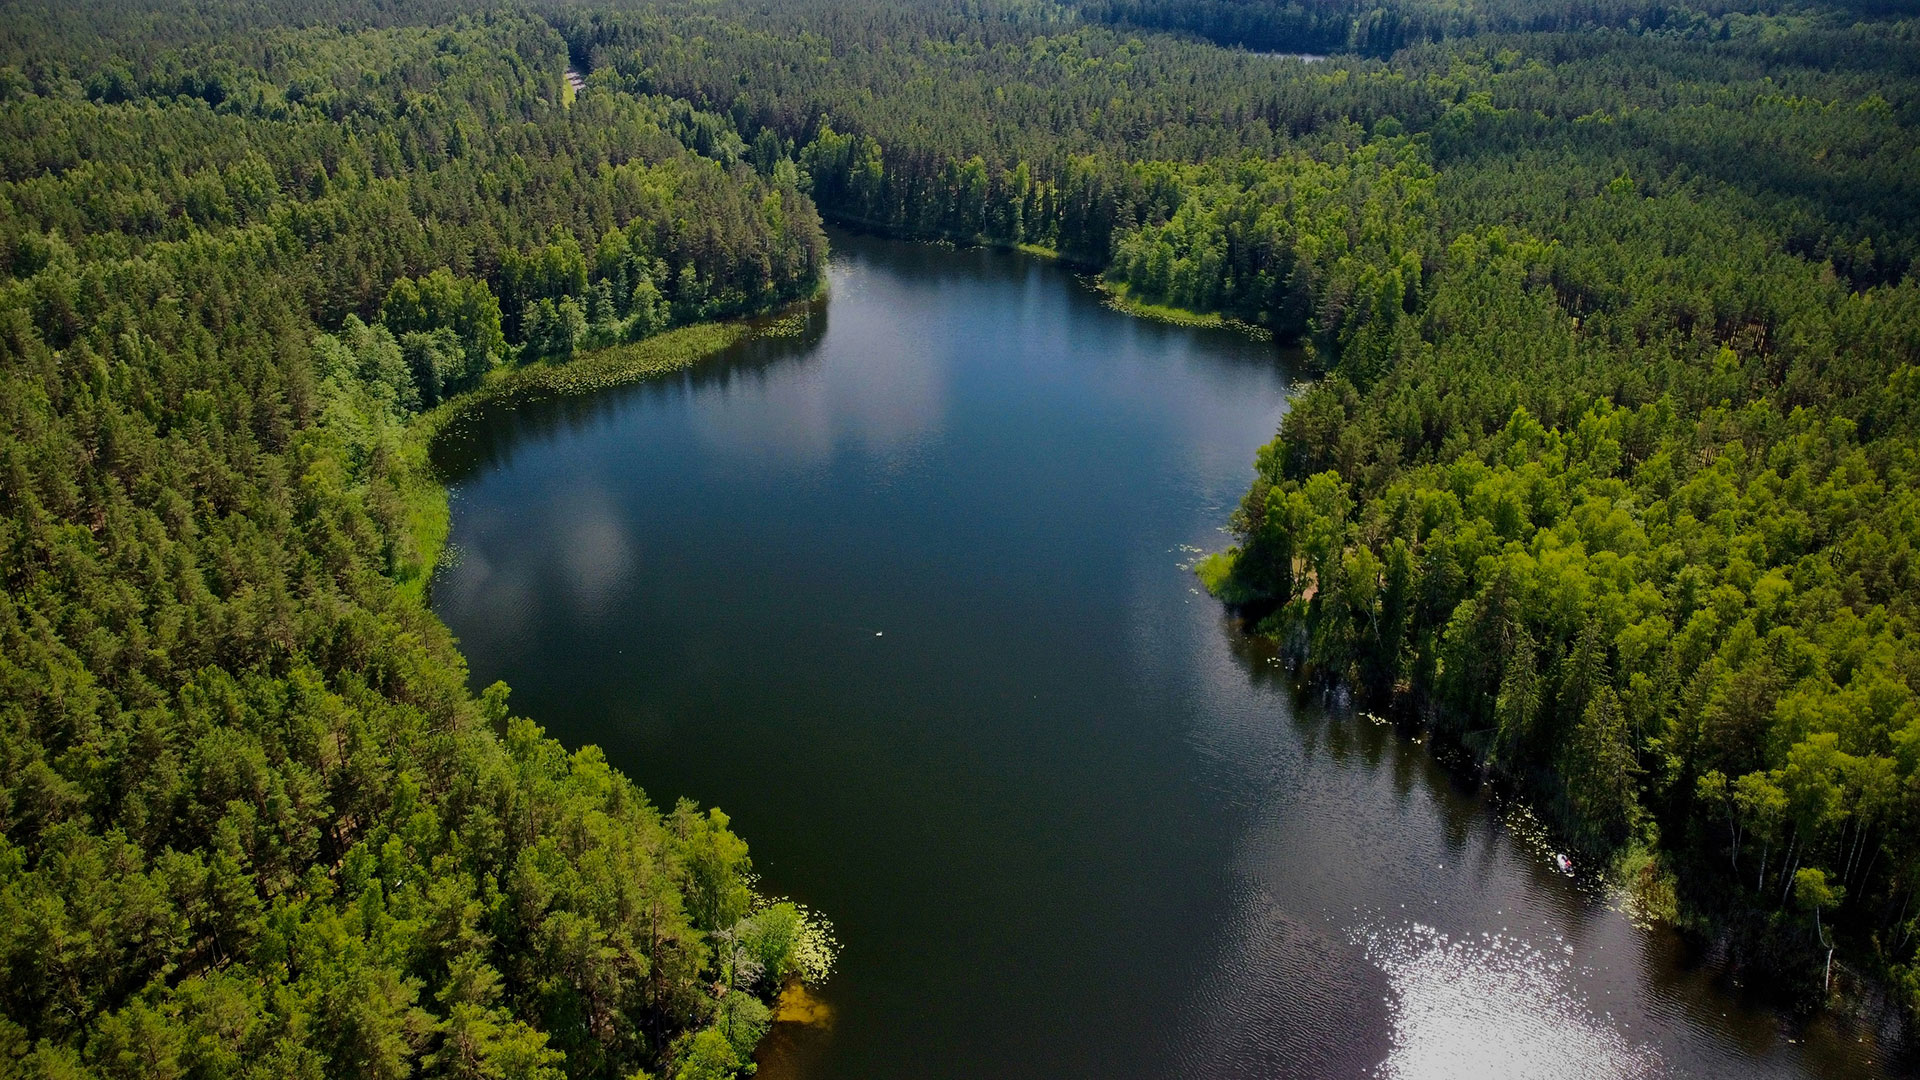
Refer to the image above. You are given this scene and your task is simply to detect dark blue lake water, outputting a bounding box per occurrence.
[432,230,1894,1079]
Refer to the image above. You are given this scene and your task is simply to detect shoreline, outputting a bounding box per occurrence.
[1095,279,1274,339]
[1194,552,1912,1047]
[818,211,1275,340]
[405,231,1905,1075]
[392,287,828,602]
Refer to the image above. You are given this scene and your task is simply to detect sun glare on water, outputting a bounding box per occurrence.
[1352,922,1666,1080]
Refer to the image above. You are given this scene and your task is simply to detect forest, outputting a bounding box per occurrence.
[554,0,1920,1022]
[2,0,1919,1075]
[0,4,828,1078]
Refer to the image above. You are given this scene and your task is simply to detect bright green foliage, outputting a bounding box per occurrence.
[670,1029,740,1080]
[1105,145,1433,350]
[400,327,466,409]
[714,993,771,1061]
[1797,867,1844,915]
[681,808,754,937]
[382,270,507,397]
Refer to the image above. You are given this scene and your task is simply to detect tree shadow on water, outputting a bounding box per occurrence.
[430,298,832,483]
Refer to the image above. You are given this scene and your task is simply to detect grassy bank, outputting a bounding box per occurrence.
[1096,281,1274,339]
[423,321,752,428]
[1098,280,1224,327]
[391,320,770,601]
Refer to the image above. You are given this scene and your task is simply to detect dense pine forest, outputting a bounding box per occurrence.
[0,3,827,1077]
[3,0,1919,1074]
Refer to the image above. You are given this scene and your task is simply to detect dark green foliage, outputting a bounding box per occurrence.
[0,5,828,1078]
[1071,0,1880,56]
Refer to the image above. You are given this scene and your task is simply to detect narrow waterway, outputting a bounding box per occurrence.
[431,229,1897,1078]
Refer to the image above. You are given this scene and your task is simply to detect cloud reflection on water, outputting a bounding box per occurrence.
[557,490,636,616]
[692,265,948,476]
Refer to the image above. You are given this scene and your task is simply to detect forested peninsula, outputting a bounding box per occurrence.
[0,5,829,1077]
[3,0,1919,1075]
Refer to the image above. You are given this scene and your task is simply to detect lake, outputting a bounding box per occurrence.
[431,229,1896,1079]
